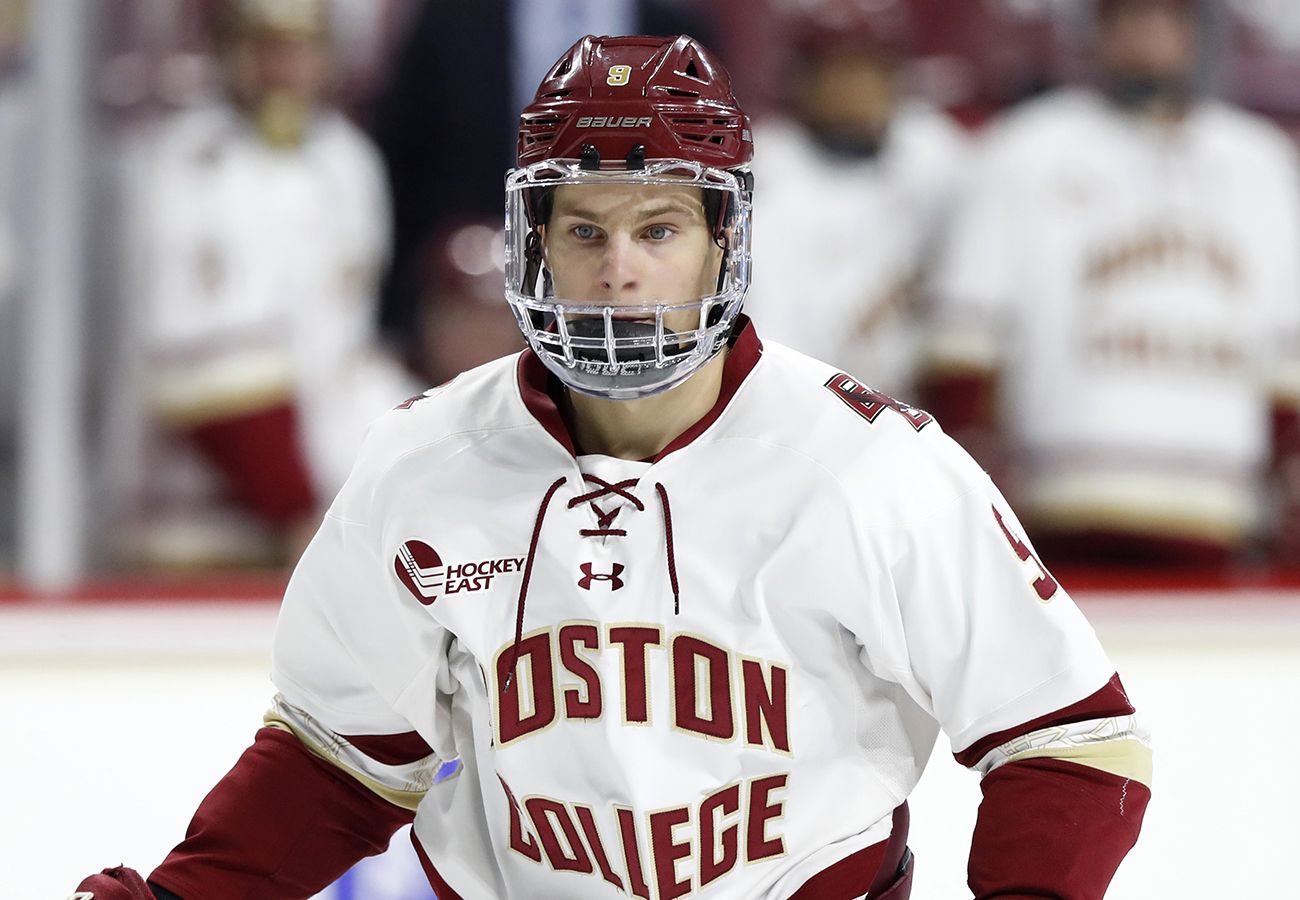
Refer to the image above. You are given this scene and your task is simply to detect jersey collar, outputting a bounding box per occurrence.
[516,315,763,461]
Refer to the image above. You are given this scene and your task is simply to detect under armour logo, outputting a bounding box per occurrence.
[578,562,625,591]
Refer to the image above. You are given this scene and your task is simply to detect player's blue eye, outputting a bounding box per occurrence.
[572,224,598,240]
[645,225,671,240]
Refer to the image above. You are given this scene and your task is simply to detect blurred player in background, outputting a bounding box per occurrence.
[76,34,1148,900]
[120,0,416,565]
[924,0,1300,568]
[745,0,967,397]
[0,0,29,568]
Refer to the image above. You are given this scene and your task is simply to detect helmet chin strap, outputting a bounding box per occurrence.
[521,231,544,295]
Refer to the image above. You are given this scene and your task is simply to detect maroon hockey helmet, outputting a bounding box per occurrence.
[505,35,756,401]
[786,0,915,63]
[517,34,753,173]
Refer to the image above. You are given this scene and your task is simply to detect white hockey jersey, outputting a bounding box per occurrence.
[271,324,1118,899]
[127,102,414,495]
[745,104,968,397]
[930,88,1300,545]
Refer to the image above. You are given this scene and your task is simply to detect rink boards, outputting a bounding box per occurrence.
[3,583,1297,899]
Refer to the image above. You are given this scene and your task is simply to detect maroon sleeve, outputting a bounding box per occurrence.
[1271,401,1300,563]
[956,675,1150,900]
[915,368,1013,486]
[1272,401,1300,470]
[149,727,416,900]
[185,402,317,527]
[916,368,997,438]
[967,759,1149,900]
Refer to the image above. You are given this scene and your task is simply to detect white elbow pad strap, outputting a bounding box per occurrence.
[264,694,443,811]
[972,713,1152,787]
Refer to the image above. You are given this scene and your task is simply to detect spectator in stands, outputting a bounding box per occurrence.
[368,0,716,380]
[923,0,1300,568]
[744,0,968,397]
[122,0,416,566]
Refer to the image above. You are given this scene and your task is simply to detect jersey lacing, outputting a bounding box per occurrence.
[572,474,643,537]
[504,474,680,692]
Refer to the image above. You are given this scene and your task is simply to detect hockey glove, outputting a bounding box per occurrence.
[69,866,157,900]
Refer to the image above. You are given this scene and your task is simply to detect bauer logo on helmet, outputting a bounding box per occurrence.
[574,116,654,129]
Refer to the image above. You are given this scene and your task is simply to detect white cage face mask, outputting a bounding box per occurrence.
[504,159,753,400]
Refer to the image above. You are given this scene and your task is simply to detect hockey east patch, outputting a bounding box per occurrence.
[393,539,525,606]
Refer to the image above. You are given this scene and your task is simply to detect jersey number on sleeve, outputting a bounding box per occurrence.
[824,374,933,431]
[992,505,1058,602]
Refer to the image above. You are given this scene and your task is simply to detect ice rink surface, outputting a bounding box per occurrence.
[4,589,1298,899]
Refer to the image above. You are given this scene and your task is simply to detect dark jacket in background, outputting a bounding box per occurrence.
[369,0,716,359]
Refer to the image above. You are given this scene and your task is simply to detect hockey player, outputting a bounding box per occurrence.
[75,35,1149,900]
[923,0,1300,566]
[120,0,416,563]
[745,0,968,397]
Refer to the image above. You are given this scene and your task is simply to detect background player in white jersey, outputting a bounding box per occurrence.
[75,34,1149,900]
[923,0,1300,567]
[116,0,415,565]
[745,0,967,397]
